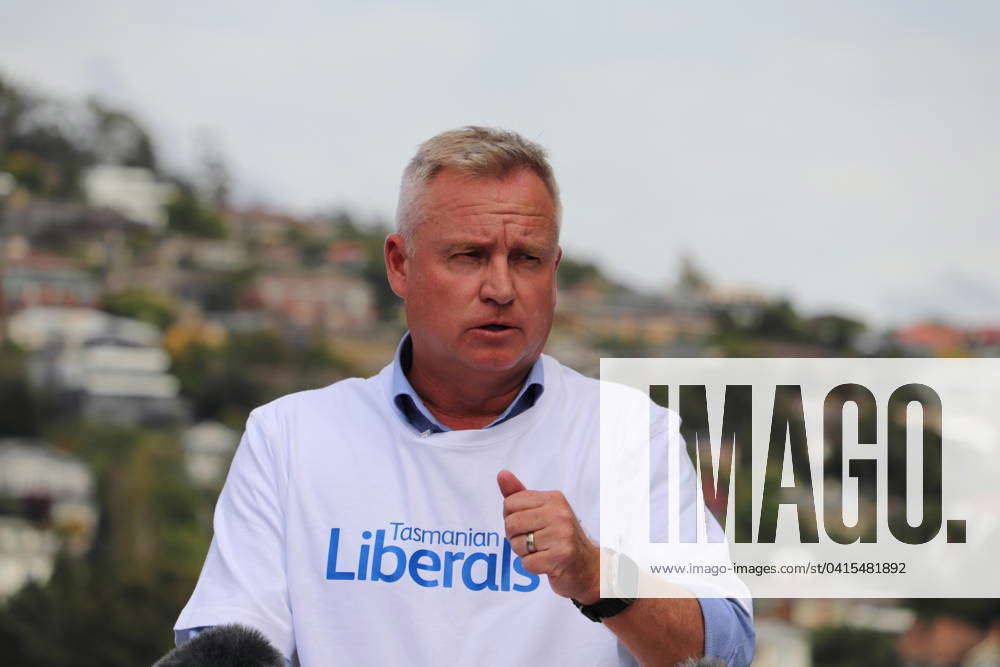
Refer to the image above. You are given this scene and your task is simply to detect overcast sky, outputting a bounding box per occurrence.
[2,1,998,327]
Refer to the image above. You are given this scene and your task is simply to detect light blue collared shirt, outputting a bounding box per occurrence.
[175,334,753,665]
[391,332,545,434]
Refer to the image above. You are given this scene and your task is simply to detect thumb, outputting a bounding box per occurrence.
[497,469,526,498]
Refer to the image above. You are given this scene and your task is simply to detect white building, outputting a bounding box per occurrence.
[42,336,187,424]
[82,164,176,231]
[183,421,239,486]
[0,440,98,600]
[0,518,60,601]
[752,619,812,667]
[14,307,187,424]
[0,441,93,501]
[49,341,177,398]
[9,306,160,351]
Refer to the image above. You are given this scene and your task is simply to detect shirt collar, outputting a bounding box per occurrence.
[390,332,545,435]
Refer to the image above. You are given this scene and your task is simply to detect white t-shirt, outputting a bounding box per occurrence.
[174,354,738,665]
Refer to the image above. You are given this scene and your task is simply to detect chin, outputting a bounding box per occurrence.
[463,349,527,373]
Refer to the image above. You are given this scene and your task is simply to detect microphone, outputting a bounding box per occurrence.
[153,624,287,667]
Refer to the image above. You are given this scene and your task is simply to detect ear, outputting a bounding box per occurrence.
[384,233,409,298]
[552,246,562,303]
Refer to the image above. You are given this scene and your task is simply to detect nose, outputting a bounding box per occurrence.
[480,255,515,306]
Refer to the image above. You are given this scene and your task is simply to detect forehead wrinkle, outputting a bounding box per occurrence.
[417,173,558,247]
[431,198,552,220]
[430,210,554,236]
[424,179,554,214]
[441,221,551,244]
[499,220,558,256]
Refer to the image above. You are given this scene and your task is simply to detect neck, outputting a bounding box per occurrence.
[406,347,535,430]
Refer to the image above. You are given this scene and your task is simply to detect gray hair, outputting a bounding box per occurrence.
[395,126,561,247]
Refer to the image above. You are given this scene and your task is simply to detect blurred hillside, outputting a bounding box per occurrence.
[0,73,997,666]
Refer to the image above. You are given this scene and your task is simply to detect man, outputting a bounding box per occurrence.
[172,127,754,665]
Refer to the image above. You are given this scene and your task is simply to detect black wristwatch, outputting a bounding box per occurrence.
[571,549,639,622]
[571,595,637,622]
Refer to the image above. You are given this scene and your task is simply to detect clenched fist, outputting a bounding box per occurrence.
[497,469,601,605]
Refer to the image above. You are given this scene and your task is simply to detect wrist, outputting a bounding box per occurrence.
[573,543,602,605]
[570,546,640,622]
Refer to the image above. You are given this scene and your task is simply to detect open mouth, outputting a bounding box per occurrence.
[477,324,515,332]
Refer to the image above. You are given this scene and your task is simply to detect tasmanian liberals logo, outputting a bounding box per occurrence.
[325,521,540,592]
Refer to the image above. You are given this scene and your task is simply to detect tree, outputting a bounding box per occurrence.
[557,257,603,289]
[165,186,226,239]
[195,130,230,209]
[806,314,866,351]
[103,288,179,330]
[86,99,158,170]
[901,599,1000,629]
[0,74,31,154]
[0,423,211,666]
[811,626,899,666]
[0,342,49,436]
[169,330,355,425]
[677,255,711,294]
[755,299,805,340]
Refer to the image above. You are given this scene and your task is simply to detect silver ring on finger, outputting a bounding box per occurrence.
[526,531,536,554]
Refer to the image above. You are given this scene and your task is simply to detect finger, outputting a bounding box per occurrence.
[507,526,556,558]
[497,469,526,498]
[517,550,560,576]
[502,489,551,517]
[504,507,550,539]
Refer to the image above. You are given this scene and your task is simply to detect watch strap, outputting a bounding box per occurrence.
[571,596,637,622]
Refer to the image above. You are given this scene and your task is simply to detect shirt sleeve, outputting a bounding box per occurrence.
[698,597,756,667]
[173,409,295,660]
[650,405,756,665]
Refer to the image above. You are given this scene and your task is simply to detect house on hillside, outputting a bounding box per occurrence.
[8,306,160,351]
[893,323,968,356]
[183,421,239,487]
[82,164,176,231]
[245,269,376,336]
[967,327,1000,356]
[325,240,367,271]
[1,251,101,311]
[31,335,187,424]
[154,236,249,272]
[14,307,187,424]
[0,199,140,241]
[221,207,302,244]
[557,288,716,352]
[0,439,97,600]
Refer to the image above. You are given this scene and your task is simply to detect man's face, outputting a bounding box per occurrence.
[385,167,561,376]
